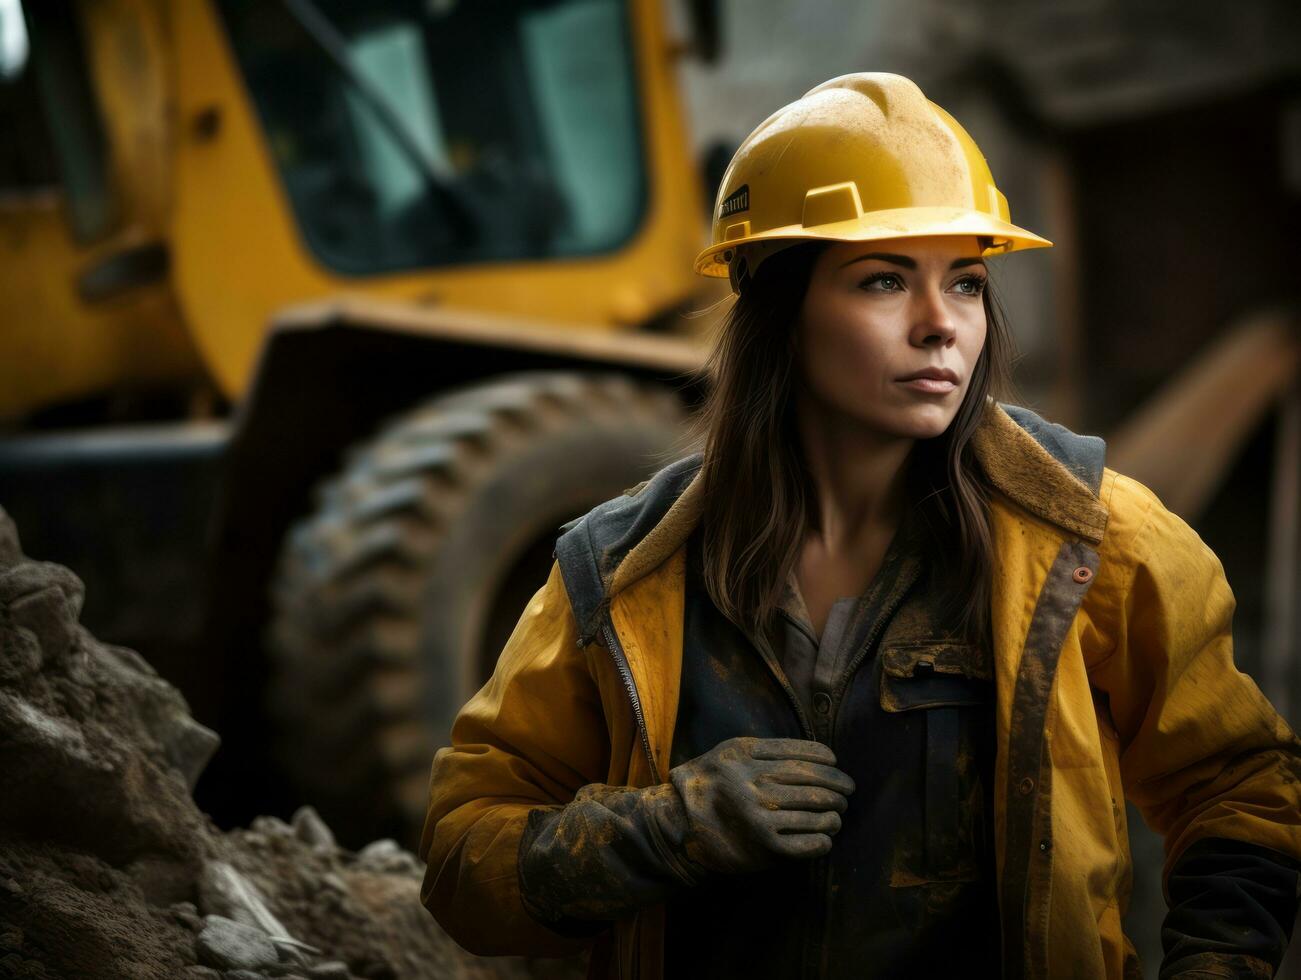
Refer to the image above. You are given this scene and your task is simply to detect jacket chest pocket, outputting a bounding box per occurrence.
[879,642,994,883]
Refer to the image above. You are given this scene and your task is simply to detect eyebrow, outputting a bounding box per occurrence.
[838,252,985,271]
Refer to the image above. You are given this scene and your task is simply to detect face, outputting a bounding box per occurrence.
[793,235,988,440]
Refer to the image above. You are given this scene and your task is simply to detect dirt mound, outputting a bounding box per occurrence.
[0,506,587,980]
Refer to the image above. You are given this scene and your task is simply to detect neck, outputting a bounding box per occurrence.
[794,385,913,555]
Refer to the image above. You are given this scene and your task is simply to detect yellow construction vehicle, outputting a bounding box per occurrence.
[0,0,723,843]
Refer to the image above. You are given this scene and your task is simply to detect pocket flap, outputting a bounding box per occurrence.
[879,643,992,713]
[881,643,991,681]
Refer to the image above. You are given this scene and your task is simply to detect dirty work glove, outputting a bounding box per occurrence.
[668,735,855,876]
[517,736,853,933]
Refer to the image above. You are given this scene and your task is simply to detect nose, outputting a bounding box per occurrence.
[908,283,957,348]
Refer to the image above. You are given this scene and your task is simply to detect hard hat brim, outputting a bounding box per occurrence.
[693,207,1053,278]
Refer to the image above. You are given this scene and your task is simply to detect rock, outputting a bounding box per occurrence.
[0,624,41,684]
[8,585,78,663]
[0,507,559,980]
[196,915,279,972]
[250,815,293,837]
[0,506,21,566]
[97,645,220,792]
[0,690,98,767]
[356,839,397,862]
[170,901,203,931]
[264,963,312,977]
[306,963,352,980]
[202,862,285,935]
[128,854,195,907]
[199,862,320,969]
[290,806,335,850]
[0,561,85,628]
[160,711,221,791]
[355,839,420,875]
[103,644,158,678]
[321,873,347,894]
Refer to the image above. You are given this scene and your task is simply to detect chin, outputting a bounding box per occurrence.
[888,404,959,440]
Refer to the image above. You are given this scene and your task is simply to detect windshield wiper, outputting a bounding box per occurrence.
[280,0,478,243]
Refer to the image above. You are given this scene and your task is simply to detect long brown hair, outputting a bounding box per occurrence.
[675,240,1018,647]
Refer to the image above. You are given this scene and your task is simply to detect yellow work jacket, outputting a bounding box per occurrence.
[419,401,1301,979]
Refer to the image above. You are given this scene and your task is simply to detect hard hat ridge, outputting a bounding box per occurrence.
[695,72,1051,291]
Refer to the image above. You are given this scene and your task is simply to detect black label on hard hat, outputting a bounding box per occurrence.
[719,184,750,218]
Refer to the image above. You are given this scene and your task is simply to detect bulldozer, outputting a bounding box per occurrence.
[0,0,724,844]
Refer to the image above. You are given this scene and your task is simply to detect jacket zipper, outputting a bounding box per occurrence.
[600,613,662,785]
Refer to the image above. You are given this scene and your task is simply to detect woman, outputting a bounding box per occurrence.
[419,73,1301,979]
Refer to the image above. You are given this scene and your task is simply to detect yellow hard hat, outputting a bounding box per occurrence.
[694,72,1052,289]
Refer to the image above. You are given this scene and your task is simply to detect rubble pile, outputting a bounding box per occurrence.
[0,507,587,980]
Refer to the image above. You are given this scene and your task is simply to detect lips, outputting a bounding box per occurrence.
[897,366,960,384]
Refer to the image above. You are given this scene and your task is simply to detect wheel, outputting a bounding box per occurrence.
[265,370,690,845]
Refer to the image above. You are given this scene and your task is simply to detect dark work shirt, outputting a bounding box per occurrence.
[664,506,1002,979]
[766,512,918,738]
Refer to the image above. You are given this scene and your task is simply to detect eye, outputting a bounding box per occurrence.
[859,271,904,292]
[952,274,988,296]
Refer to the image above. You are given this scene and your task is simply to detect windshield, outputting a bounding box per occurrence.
[217,0,645,275]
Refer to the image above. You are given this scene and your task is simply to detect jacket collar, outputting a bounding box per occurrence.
[971,400,1108,542]
[555,400,1109,645]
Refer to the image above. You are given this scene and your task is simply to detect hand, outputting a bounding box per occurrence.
[663,735,855,876]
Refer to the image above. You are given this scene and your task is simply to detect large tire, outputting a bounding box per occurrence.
[265,371,690,846]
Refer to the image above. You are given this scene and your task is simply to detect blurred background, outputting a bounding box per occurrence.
[0,0,1298,973]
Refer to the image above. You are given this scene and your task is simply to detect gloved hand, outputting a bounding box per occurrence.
[668,735,855,876]
[517,736,854,931]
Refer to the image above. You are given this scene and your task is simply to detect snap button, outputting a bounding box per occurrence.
[1072,566,1093,584]
[813,692,832,715]
[1018,776,1035,795]
[1038,838,1051,853]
